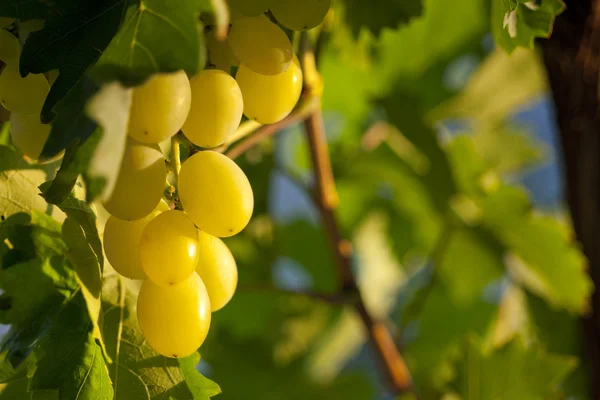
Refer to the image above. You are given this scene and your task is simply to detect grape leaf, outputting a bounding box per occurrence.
[0,0,57,20]
[29,292,114,400]
[102,274,221,399]
[340,0,423,37]
[92,0,206,85]
[19,0,124,122]
[84,82,132,202]
[480,185,592,313]
[491,0,565,53]
[449,337,577,399]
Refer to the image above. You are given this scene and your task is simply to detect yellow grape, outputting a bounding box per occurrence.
[206,31,238,71]
[178,151,253,237]
[0,29,20,64]
[140,210,199,286]
[0,63,49,114]
[182,69,243,148]
[0,18,15,29]
[137,274,211,358]
[270,0,331,30]
[103,138,166,221]
[103,200,169,280]
[236,54,302,124]
[229,0,270,17]
[228,16,292,75]
[127,70,191,144]
[9,112,51,160]
[195,230,238,311]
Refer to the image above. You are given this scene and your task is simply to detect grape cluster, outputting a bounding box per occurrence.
[1,0,331,359]
[0,22,54,160]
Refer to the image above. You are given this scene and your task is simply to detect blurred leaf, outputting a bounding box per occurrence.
[401,282,498,397]
[30,292,113,400]
[84,82,132,202]
[429,48,547,125]
[340,0,423,37]
[102,274,220,399]
[19,0,124,122]
[92,0,205,85]
[450,337,577,399]
[491,0,565,53]
[0,0,56,20]
[481,186,592,313]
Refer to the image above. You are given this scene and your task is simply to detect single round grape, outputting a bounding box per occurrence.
[103,200,169,280]
[127,70,191,144]
[103,138,166,221]
[229,0,271,17]
[9,112,51,159]
[178,151,253,237]
[140,210,199,287]
[137,274,211,358]
[206,31,238,72]
[228,16,292,75]
[236,54,302,124]
[0,63,49,114]
[270,0,331,30]
[195,230,238,311]
[0,29,20,64]
[182,69,243,148]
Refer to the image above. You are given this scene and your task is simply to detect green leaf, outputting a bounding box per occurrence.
[0,0,55,20]
[84,82,132,201]
[92,0,205,85]
[491,0,565,53]
[102,274,220,399]
[340,0,423,37]
[19,0,124,122]
[450,337,577,399]
[42,133,102,205]
[30,292,114,400]
[480,186,592,313]
[401,281,498,397]
[39,77,98,159]
[0,146,62,221]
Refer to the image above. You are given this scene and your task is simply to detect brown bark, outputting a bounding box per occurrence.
[541,1,600,397]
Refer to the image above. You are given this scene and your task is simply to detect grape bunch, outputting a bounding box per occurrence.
[1,0,331,359]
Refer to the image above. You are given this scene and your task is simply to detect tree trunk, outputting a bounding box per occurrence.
[541,1,600,398]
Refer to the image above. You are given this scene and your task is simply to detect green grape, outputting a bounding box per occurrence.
[140,210,199,286]
[229,0,271,17]
[236,54,302,124]
[103,200,169,280]
[0,29,20,64]
[206,30,238,71]
[103,138,166,221]
[0,63,49,114]
[9,112,51,160]
[137,273,211,358]
[228,16,293,75]
[195,230,238,311]
[270,0,331,30]
[178,151,253,237]
[127,70,191,144]
[182,69,243,148]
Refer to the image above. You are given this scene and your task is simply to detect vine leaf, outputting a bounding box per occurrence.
[19,0,125,122]
[29,292,114,400]
[92,0,206,85]
[340,0,423,37]
[449,337,577,399]
[491,0,565,53]
[0,0,57,20]
[39,187,108,358]
[102,274,221,399]
[84,82,132,202]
